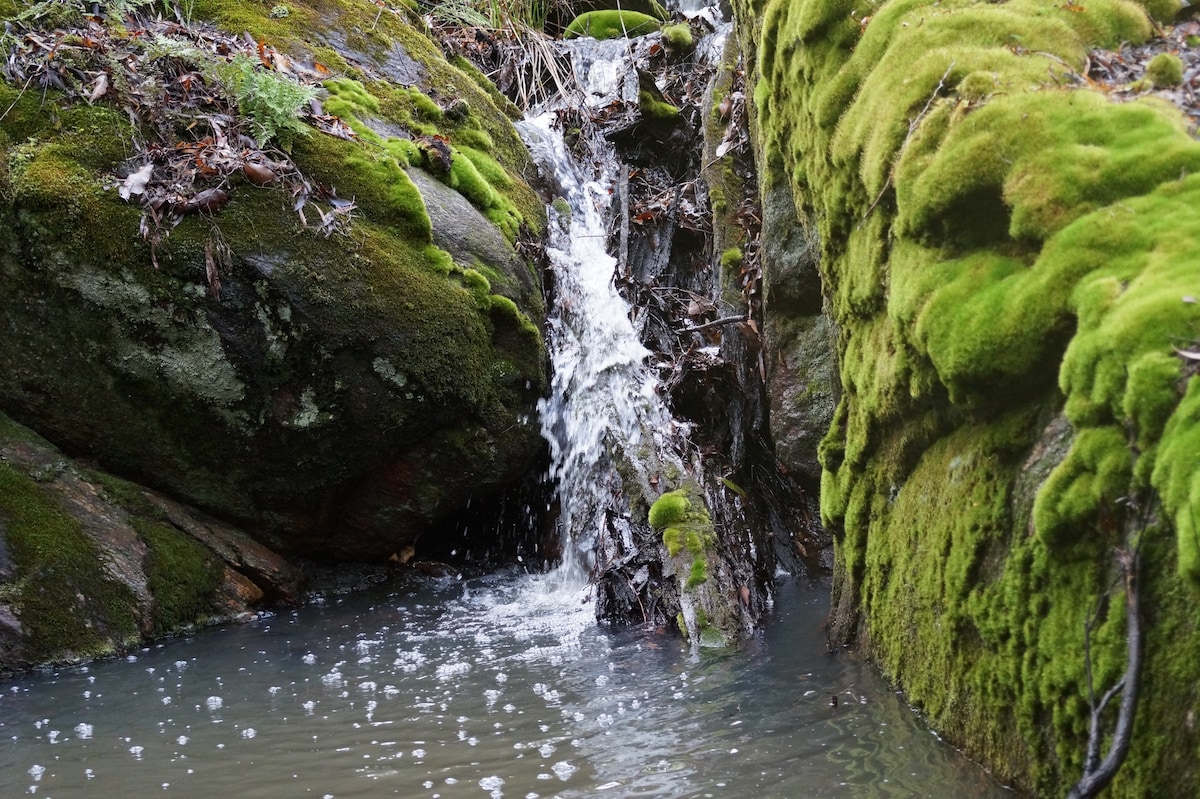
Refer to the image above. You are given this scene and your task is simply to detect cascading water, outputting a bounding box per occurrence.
[519,41,689,585]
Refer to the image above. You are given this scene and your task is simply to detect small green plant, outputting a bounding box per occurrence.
[661,23,693,54]
[1145,53,1184,89]
[209,54,318,148]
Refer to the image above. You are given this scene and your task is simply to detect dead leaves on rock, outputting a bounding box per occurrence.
[2,8,359,291]
[1087,20,1200,134]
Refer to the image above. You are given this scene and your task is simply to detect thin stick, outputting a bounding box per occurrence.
[860,60,955,226]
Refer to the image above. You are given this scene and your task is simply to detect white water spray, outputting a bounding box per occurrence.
[519,41,682,582]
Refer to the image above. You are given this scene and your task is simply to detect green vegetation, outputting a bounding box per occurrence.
[662,22,694,54]
[136,519,224,635]
[733,0,1200,793]
[0,463,140,663]
[1145,52,1184,88]
[638,87,681,122]
[210,53,318,147]
[564,10,662,40]
[649,487,715,589]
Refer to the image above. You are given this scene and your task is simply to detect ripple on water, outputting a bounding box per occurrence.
[0,577,1009,799]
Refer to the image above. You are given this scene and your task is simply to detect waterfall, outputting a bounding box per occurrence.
[518,38,685,584]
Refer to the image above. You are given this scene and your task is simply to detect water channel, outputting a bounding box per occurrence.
[1,571,1009,798]
[4,9,1012,798]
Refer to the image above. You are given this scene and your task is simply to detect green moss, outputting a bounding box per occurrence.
[135,519,224,635]
[649,489,690,528]
[446,146,522,242]
[663,526,683,557]
[686,558,707,588]
[638,88,680,122]
[292,132,432,241]
[1152,377,1200,585]
[740,0,1200,791]
[1146,53,1184,88]
[1033,425,1132,546]
[564,11,662,40]
[719,247,743,271]
[662,22,694,53]
[0,462,139,663]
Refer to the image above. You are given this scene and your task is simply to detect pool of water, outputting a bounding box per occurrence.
[0,571,1010,798]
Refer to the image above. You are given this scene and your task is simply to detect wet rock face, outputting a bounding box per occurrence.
[0,414,305,673]
[0,188,543,561]
[0,4,548,565]
[759,181,837,482]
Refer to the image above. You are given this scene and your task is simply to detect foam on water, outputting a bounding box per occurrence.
[3,575,1011,798]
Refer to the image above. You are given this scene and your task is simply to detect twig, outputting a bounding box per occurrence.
[675,315,747,334]
[1067,502,1151,799]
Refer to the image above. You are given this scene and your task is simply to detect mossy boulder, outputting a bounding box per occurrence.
[731,0,1200,794]
[0,3,547,571]
[0,412,302,673]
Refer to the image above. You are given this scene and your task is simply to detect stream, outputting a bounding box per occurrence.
[0,573,1008,798]
[3,8,1012,799]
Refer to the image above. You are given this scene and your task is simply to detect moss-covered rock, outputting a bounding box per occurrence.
[564,10,663,40]
[0,412,301,673]
[0,2,548,572]
[731,0,1200,793]
[647,483,748,646]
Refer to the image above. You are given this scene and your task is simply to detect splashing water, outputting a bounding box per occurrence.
[520,39,689,583]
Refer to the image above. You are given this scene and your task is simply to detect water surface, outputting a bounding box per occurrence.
[1,572,1008,798]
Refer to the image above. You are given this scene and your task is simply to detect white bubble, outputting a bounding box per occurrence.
[130,745,144,759]
[242,728,257,739]
[75,723,93,740]
[205,696,223,711]
[177,736,189,746]
[551,761,577,781]
[302,654,317,665]
[479,775,505,797]
[28,765,45,781]
[435,662,470,680]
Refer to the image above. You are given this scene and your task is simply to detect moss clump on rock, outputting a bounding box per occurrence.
[564,11,662,40]
[662,22,694,54]
[649,488,715,591]
[1145,52,1184,87]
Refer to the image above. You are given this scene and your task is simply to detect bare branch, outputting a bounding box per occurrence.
[1066,541,1144,799]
